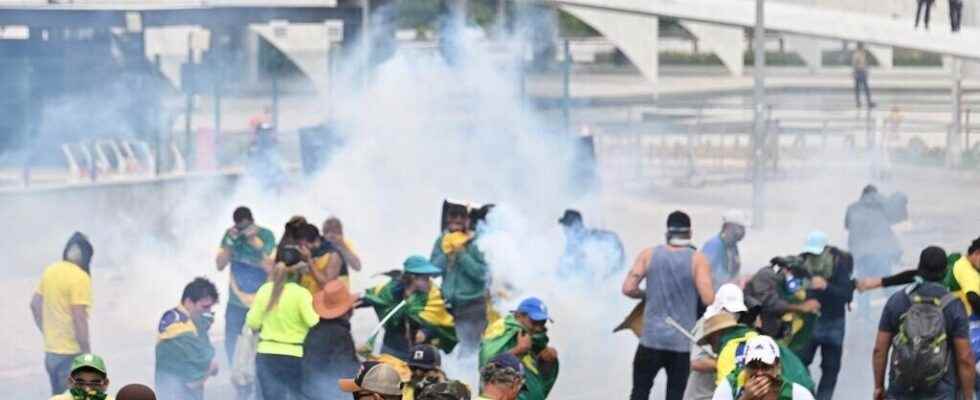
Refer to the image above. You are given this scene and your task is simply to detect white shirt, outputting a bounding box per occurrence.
[711,380,815,400]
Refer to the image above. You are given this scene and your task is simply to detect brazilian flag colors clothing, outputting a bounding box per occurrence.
[480,315,559,400]
[155,305,215,383]
[714,373,815,400]
[714,325,814,393]
[363,279,458,358]
[220,226,275,308]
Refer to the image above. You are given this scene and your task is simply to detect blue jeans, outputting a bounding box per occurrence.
[224,303,249,365]
[799,317,845,400]
[45,352,79,396]
[155,371,204,400]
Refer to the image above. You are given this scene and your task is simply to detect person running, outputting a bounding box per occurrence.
[32,232,95,396]
[477,353,525,400]
[302,280,360,400]
[701,210,748,290]
[873,246,975,399]
[622,210,714,400]
[246,247,319,400]
[557,209,626,280]
[214,206,276,383]
[431,199,491,357]
[712,336,816,400]
[339,361,405,400]
[480,297,559,400]
[154,278,219,400]
[50,353,114,400]
[846,185,907,313]
[743,256,821,349]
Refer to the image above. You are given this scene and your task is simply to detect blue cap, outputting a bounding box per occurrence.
[516,297,551,322]
[803,231,828,255]
[404,255,441,275]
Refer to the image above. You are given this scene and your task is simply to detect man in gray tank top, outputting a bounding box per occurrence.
[622,211,715,400]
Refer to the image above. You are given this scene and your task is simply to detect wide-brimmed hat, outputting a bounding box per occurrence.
[697,311,738,345]
[314,280,357,319]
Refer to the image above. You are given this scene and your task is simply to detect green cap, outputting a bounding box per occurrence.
[404,255,441,275]
[71,353,107,376]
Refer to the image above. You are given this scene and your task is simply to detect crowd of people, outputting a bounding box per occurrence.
[32,199,622,400]
[621,184,980,400]
[32,183,980,400]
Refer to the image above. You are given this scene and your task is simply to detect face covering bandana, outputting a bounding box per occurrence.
[69,387,107,400]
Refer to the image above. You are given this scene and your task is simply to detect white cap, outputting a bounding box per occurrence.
[744,335,780,365]
[705,283,748,318]
[722,210,749,227]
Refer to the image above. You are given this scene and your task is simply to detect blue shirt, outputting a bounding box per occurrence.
[702,234,739,290]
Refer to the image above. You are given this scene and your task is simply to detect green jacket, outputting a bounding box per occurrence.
[430,233,489,307]
[155,306,215,382]
[480,315,559,400]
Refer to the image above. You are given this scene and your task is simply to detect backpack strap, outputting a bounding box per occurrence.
[939,292,958,309]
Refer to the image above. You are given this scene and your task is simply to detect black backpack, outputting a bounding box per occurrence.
[889,284,956,390]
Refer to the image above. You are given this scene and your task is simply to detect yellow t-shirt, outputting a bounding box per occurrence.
[36,261,92,354]
[299,239,358,293]
[952,256,980,315]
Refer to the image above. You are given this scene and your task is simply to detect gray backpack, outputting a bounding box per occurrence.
[889,284,956,390]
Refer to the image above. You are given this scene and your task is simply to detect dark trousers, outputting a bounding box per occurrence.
[950,0,963,31]
[630,345,690,400]
[799,317,845,400]
[45,352,79,395]
[225,303,249,365]
[916,0,935,28]
[256,353,303,400]
[854,70,872,107]
[450,298,488,357]
[155,371,204,400]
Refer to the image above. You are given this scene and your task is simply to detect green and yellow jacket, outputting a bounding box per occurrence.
[479,315,559,400]
[155,305,215,383]
[363,278,458,357]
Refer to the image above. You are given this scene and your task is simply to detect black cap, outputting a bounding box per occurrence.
[408,344,441,370]
[918,246,948,281]
[667,211,691,232]
[862,185,878,195]
[558,209,583,226]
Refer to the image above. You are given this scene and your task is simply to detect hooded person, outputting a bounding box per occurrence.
[712,336,816,400]
[479,297,559,400]
[683,284,750,400]
[696,312,815,394]
[302,280,360,400]
[430,199,491,357]
[33,232,96,396]
[363,255,459,360]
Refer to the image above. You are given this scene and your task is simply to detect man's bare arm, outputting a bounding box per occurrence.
[30,294,43,333]
[954,337,976,399]
[71,305,91,354]
[622,249,651,299]
[216,248,231,271]
[872,331,892,397]
[692,252,715,306]
[337,243,362,272]
[691,357,717,373]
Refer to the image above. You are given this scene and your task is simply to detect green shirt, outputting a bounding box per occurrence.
[221,225,276,308]
[246,282,319,358]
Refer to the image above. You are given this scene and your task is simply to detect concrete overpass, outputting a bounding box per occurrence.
[551,0,980,85]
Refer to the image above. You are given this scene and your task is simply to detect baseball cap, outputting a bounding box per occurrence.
[558,209,584,226]
[516,297,551,322]
[705,283,748,318]
[722,210,749,227]
[339,362,403,396]
[71,353,108,377]
[744,335,781,365]
[408,344,442,370]
[482,353,525,378]
[802,231,828,255]
[418,380,472,400]
[404,255,441,275]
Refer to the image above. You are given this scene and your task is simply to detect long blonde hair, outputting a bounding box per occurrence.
[266,262,304,312]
